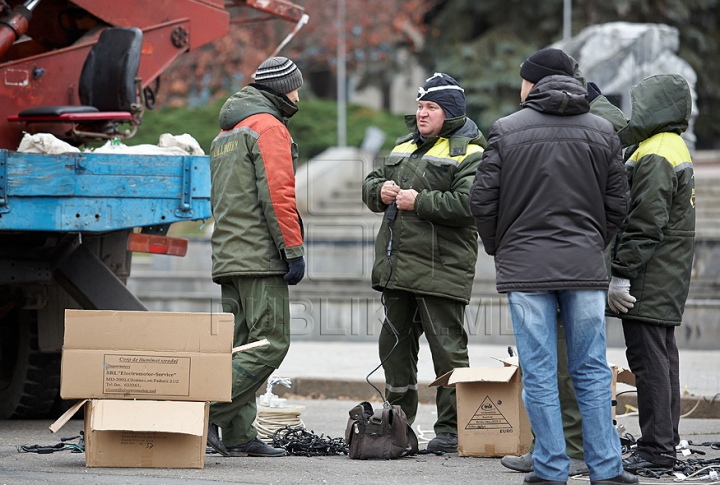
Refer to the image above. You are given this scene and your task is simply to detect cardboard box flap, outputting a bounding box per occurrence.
[90,400,206,436]
[429,370,453,388]
[491,355,520,367]
[609,362,636,386]
[63,310,233,353]
[430,366,519,387]
[49,399,88,434]
[449,366,518,385]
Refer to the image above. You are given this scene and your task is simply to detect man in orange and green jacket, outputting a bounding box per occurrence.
[208,57,305,458]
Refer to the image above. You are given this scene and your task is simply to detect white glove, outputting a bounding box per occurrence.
[608,276,637,314]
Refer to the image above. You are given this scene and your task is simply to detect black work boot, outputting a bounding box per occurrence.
[206,423,230,457]
[591,470,639,484]
[522,472,566,485]
[226,437,286,457]
[502,451,534,472]
[502,452,588,475]
[426,432,458,453]
[622,452,669,472]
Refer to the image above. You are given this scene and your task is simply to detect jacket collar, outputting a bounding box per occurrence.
[249,83,299,119]
[521,75,589,116]
[402,115,486,155]
[218,84,298,130]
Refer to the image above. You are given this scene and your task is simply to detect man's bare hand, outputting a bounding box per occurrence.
[381,181,401,205]
[396,189,418,211]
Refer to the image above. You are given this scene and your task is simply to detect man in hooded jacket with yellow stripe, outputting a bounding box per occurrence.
[362,73,485,453]
[607,74,695,472]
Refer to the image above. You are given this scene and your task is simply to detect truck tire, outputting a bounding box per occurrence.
[0,308,61,419]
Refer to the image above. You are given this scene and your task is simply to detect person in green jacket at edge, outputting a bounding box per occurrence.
[362,73,485,453]
[206,57,306,458]
[501,57,629,476]
[607,74,695,473]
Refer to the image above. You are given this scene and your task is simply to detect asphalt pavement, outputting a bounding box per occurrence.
[1,400,719,485]
[1,339,720,484]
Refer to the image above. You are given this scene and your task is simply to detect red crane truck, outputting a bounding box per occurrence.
[0,0,306,419]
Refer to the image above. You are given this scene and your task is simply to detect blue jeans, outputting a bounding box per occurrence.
[508,290,622,482]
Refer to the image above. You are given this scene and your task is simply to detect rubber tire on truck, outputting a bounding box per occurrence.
[0,308,61,419]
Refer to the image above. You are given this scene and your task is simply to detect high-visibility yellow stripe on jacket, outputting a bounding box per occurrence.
[390,138,483,166]
[628,132,692,172]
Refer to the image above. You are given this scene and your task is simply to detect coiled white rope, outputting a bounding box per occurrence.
[255,405,306,444]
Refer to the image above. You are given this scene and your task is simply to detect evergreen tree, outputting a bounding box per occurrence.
[422,0,720,147]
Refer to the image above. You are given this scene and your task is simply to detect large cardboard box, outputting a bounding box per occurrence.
[51,399,209,468]
[431,365,532,457]
[61,310,234,402]
[432,362,632,458]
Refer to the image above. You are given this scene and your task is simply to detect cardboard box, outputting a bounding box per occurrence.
[50,399,209,468]
[431,365,532,457]
[611,364,635,419]
[61,310,234,402]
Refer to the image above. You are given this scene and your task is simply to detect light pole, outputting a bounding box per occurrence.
[563,0,571,41]
[336,0,347,147]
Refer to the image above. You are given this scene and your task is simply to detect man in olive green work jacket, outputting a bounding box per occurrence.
[207,57,305,458]
[362,73,485,453]
[607,74,695,473]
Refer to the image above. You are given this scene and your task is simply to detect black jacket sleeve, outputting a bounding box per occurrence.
[603,135,630,246]
[470,123,502,256]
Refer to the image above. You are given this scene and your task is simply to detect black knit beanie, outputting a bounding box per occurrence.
[416,72,466,119]
[253,57,303,95]
[520,48,574,83]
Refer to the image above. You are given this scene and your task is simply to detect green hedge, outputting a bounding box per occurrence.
[128,97,409,162]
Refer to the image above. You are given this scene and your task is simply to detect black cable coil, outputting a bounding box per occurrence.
[271,425,348,457]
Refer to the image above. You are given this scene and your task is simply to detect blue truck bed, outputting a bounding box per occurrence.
[0,149,211,232]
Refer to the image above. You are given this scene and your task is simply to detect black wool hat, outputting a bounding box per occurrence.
[520,48,574,84]
[416,72,466,119]
[253,57,303,95]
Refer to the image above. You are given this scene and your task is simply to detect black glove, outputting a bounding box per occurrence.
[284,257,305,285]
[587,81,602,102]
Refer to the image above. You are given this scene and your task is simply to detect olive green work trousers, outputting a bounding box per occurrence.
[209,275,291,447]
[380,289,470,435]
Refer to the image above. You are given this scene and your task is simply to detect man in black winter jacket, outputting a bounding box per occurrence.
[470,48,635,485]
